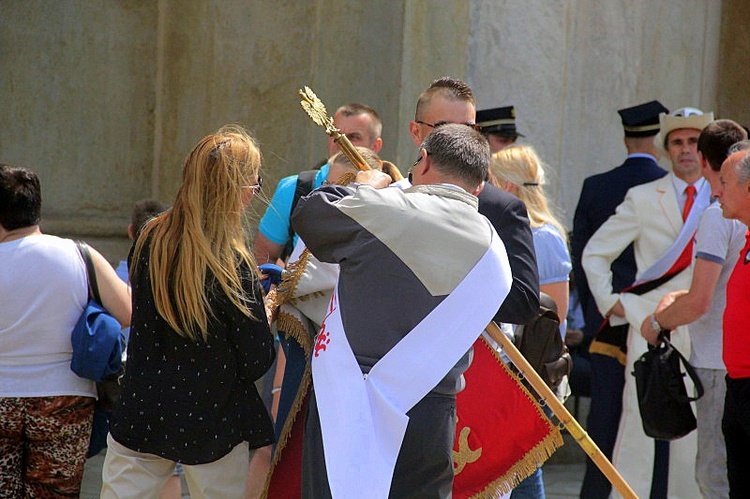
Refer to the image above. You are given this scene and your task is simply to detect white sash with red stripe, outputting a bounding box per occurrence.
[634,181,711,284]
[311,233,511,499]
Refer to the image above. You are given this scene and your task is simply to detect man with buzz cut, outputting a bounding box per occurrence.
[640,120,747,497]
[572,100,669,499]
[583,107,714,498]
[409,76,542,497]
[409,77,540,327]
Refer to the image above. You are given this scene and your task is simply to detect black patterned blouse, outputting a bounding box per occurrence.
[110,242,275,464]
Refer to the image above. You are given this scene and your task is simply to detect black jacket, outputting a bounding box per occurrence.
[478,182,540,325]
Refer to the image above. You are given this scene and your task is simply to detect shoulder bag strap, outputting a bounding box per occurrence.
[663,336,705,403]
[75,240,102,304]
[281,169,318,261]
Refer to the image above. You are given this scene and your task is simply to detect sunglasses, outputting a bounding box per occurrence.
[244,176,263,193]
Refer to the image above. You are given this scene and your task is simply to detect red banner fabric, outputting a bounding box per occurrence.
[453,337,563,498]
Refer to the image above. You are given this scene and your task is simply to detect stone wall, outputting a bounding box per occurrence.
[0,0,737,261]
[468,0,724,227]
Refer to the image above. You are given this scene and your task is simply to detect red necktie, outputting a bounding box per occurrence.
[667,185,698,275]
[682,185,697,221]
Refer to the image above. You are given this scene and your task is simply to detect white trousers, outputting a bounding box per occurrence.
[101,434,249,498]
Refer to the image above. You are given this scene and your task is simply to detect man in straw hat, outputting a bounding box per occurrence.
[640,120,747,497]
[583,107,714,498]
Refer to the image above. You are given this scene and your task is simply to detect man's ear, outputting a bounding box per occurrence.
[418,148,431,175]
[371,137,383,153]
[409,121,422,147]
[127,224,135,241]
[698,151,709,171]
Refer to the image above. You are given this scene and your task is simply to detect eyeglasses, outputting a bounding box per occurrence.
[415,120,481,131]
[244,176,263,193]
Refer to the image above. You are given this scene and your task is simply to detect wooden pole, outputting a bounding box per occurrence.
[484,322,638,499]
[296,85,633,496]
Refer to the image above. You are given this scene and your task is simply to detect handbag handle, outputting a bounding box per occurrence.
[75,240,102,304]
[659,335,705,403]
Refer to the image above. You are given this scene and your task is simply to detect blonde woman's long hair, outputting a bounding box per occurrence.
[132,125,261,342]
[489,144,568,244]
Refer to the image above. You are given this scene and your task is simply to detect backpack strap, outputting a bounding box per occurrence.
[281,169,318,261]
[75,240,102,304]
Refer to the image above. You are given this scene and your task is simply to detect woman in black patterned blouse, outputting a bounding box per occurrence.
[102,125,275,497]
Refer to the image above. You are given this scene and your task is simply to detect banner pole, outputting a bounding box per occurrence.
[485,322,638,499]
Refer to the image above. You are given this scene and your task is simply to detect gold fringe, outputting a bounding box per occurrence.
[275,310,313,357]
[265,249,313,310]
[465,339,565,498]
[472,429,564,498]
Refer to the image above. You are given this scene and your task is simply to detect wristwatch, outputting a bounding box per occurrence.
[650,314,663,333]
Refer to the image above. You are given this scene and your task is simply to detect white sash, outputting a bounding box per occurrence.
[634,181,711,285]
[312,234,511,499]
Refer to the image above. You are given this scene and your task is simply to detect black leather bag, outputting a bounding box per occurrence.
[632,334,704,440]
[513,293,572,390]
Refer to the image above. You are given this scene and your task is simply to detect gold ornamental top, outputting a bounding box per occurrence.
[298,86,370,172]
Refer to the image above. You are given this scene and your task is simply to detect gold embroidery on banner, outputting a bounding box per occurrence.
[454,338,564,498]
[453,415,483,474]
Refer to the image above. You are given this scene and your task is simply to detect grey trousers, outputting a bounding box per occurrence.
[695,367,729,498]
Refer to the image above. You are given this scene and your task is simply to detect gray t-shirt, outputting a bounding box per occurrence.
[689,202,747,369]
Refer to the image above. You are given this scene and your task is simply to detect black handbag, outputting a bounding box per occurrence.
[513,293,572,390]
[632,333,704,440]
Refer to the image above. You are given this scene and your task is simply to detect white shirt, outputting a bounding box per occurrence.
[0,235,95,397]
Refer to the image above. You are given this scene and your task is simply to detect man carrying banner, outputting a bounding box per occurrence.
[291,124,512,498]
[582,108,713,498]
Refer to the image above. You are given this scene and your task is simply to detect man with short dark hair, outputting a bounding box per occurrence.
[714,146,750,497]
[253,102,383,265]
[639,120,747,497]
[293,124,512,497]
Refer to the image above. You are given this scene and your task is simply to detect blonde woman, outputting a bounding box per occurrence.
[102,126,275,497]
[490,144,571,327]
[490,144,572,499]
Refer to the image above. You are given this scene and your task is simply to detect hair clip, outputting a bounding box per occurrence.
[522,182,539,186]
[209,140,230,160]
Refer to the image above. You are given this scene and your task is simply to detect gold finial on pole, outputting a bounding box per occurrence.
[298,86,370,172]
